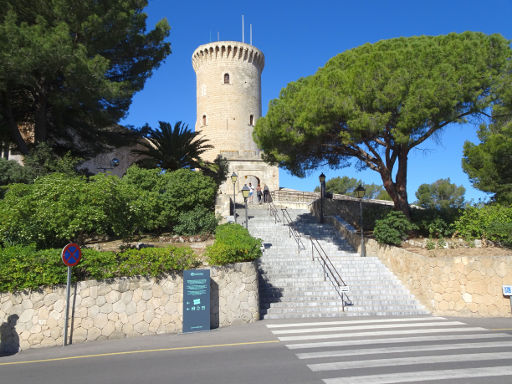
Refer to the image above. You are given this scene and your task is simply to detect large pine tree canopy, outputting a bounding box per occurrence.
[254,32,512,215]
[0,0,171,156]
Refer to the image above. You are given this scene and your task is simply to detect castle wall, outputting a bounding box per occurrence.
[192,41,279,218]
[192,41,265,163]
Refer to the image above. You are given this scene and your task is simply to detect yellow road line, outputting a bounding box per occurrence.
[491,328,512,331]
[0,339,280,367]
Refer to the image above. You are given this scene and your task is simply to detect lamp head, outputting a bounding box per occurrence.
[319,173,326,183]
[354,184,366,199]
[241,184,250,199]
[231,172,238,183]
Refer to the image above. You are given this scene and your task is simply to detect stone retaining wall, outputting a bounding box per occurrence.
[324,214,512,317]
[0,262,259,354]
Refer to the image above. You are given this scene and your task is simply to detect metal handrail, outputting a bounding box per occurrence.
[268,202,281,224]
[277,207,350,311]
[310,237,350,311]
[281,208,306,251]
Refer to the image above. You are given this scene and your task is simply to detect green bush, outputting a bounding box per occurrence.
[206,223,262,265]
[157,168,217,230]
[454,204,512,247]
[174,207,218,236]
[120,165,218,234]
[0,166,219,248]
[373,211,417,246]
[0,245,199,293]
[0,143,82,187]
[410,208,460,238]
[0,173,134,248]
[117,246,199,277]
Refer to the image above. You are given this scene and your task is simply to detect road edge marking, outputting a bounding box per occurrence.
[0,339,280,366]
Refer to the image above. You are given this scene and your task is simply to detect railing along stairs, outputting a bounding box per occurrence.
[271,206,351,311]
[281,208,306,251]
[309,236,352,311]
[268,201,281,224]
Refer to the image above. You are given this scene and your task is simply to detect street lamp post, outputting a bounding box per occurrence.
[355,184,366,257]
[241,184,250,230]
[231,172,238,223]
[319,173,326,223]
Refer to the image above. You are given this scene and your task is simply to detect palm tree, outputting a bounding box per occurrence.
[133,121,213,171]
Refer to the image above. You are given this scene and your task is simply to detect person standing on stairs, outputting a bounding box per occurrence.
[263,184,270,203]
[256,184,262,204]
[248,183,254,203]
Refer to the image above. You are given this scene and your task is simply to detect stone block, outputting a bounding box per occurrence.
[106,290,121,304]
[88,327,101,341]
[93,313,108,329]
[134,321,149,335]
[101,321,116,337]
[99,303,113,314]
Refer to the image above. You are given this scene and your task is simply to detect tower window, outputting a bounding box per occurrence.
[202,115,207,126]
[224,73,230,84]
[249,115,254,126]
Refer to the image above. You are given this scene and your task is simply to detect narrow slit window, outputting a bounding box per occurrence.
[224,73,230,84]
[249,115,254,126]
[202,115,207,126]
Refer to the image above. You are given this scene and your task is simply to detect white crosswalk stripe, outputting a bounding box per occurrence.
[267,316,512,383]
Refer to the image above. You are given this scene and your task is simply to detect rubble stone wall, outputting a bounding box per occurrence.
[0,262,259,353]
[325,214,512,317]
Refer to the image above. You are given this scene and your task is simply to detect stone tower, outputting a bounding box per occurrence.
[192,41,279,215]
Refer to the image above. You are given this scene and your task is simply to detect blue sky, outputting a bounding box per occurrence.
[121,0,512,203]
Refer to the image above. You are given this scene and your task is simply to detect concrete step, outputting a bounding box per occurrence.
[248,207,429,319]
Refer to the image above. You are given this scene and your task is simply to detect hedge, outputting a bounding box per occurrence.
[0,244,199,293]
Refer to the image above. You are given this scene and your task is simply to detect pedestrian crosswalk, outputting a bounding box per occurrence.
[267,316,512,383]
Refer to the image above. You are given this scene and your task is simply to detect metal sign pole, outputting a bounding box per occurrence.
[64,266,71,346]
[61,242,81,347]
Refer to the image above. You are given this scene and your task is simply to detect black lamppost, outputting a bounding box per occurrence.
[355,184,366,257]
[319,173,326,223]
[241,184,250,229]
[231,172,238,223]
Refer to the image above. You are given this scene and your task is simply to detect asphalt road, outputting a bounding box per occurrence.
[1,316,512,384]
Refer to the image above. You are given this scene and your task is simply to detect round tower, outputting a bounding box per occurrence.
[192,41,278,217]
[192,41,264,162]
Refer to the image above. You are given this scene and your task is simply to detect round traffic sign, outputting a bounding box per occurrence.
[61,243,82,267]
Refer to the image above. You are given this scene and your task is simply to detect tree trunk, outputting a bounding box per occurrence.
[2,94,30,155]
[34,90,48,143]
[379,148,411,218]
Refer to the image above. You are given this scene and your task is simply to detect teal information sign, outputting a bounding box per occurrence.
[183,269,210,333]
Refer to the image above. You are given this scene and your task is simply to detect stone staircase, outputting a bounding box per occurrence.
[245,205,429,319]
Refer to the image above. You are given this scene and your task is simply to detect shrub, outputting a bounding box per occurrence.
[0,165,219,248]
[206,223,262,265]
[117,246,199,277]
[120,166,218,233]
[157,168,217,230]
[0,158,30,186]
[174,206,218,236]
[373,211,417,246]
[454,204,512,247]
[0,173,134,248]
[410,208,460,238]
[0,245,199,293]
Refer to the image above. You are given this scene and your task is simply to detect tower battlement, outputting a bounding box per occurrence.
[192,41,264,72]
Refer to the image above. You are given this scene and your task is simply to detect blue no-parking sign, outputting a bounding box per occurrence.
[61,243,82,267]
